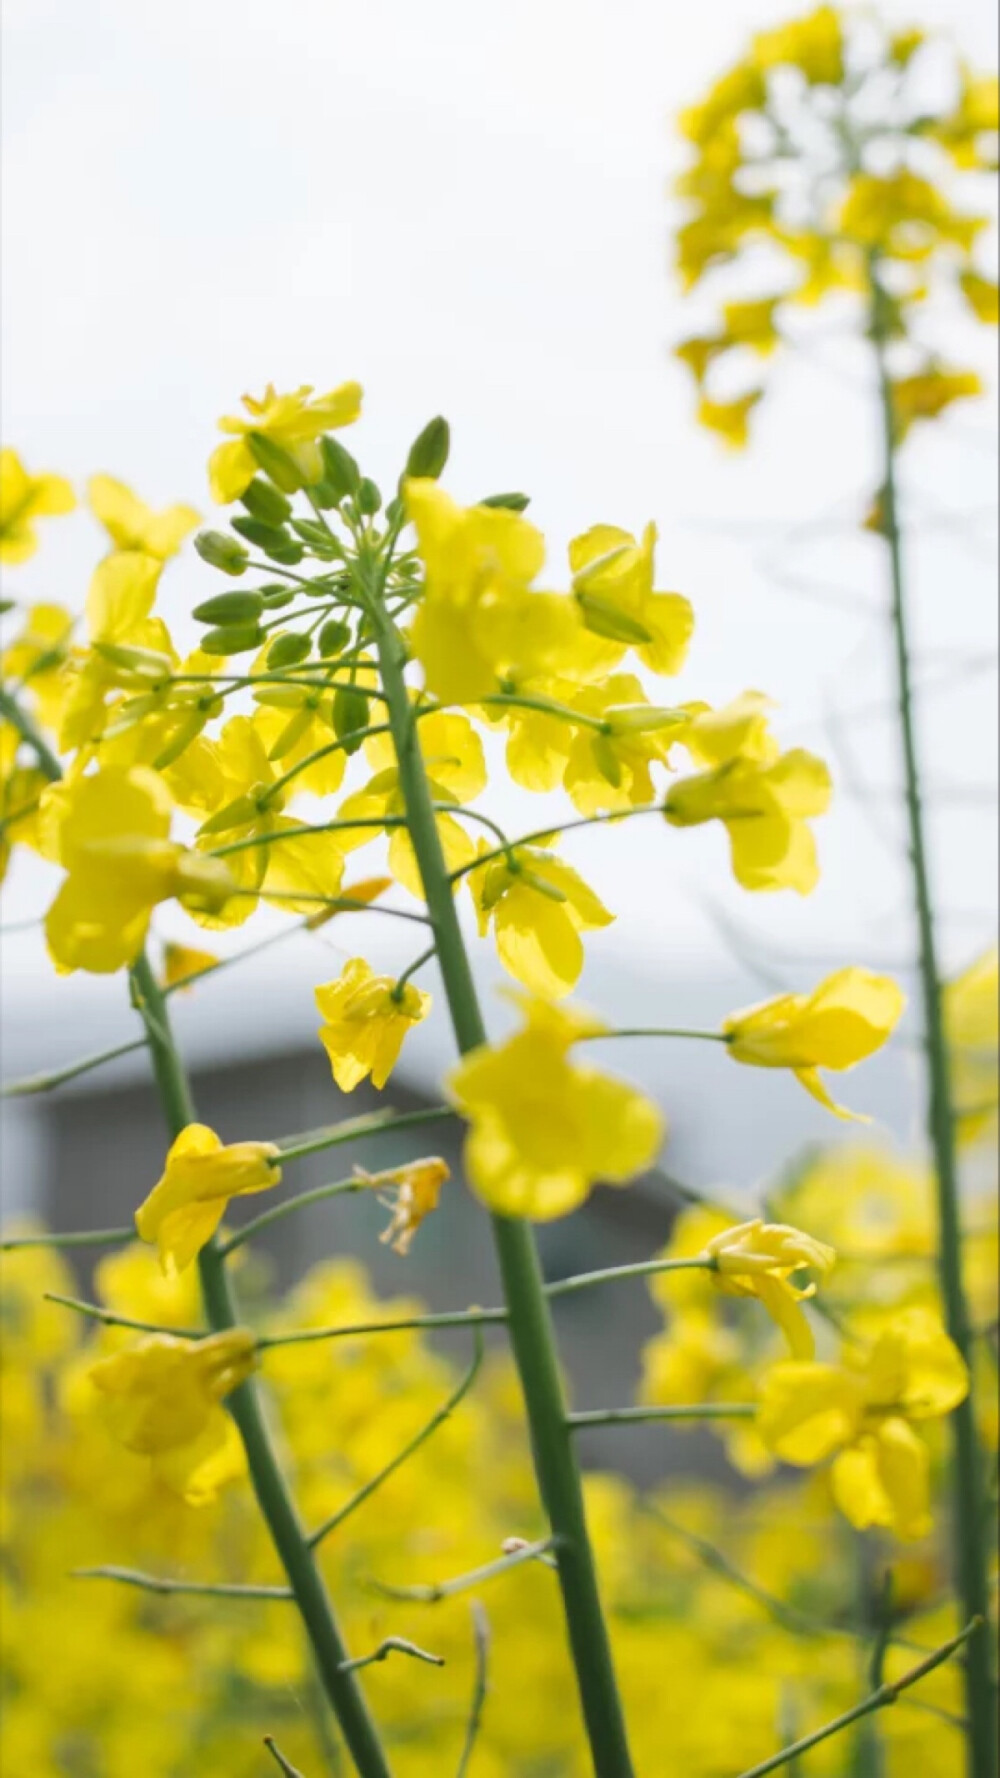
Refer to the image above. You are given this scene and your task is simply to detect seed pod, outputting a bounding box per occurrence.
[267,633,312,669]
[194,530,249,575]
[404,416,450,481]
[240,477,293,524]
[192,590,265,625]
[319,436,360,501]
[200,622,266,657]
[318,618,352,657]
[477,492,531,512]
[332,684,370,755]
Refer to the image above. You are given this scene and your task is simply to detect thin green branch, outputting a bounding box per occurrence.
[0,684,62,780]
[733,1620,982,1778]
[446,804,664,883]
[567,1403,756,1429]
[308,1331,484,1548]
[259,1306,507,1351]
[546,1255,717,1300]
[264,1738,308,1778]
[217,1174,368,1258]
[456,1603,491,1778]
[74,1566,292,1600]
[339,1637,445,1676]
[391,943,437,998]
[2,1225,133,1252]
[2,1037,148,1098]
[579,1027,732,1046]
[370,1538,557,1605]
[44,1289,201,1339]
[273,1104,453,1166]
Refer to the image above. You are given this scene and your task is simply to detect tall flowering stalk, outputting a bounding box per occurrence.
[674,11,998,1774]
[1,356,965,1766]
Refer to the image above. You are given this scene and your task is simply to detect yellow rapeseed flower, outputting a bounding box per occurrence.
[0,448,75,563]
[89,1328,256,1504]
[891,368,983,438]
[664,748,832,892]
[703,1218,836,1358]
[355,1158,450,1255]
[208,381,362,505]
[160,941,219,990]
[758,1308,968,1538]
[334,710,485,894]
[43,767,234,973]
[753,6,844,85]
[315,957,431,1091]
[723,967,906,1118]
[135,1123,281,1273]
[88,474,200,560]
[943,945,999,1147]
[568,523,694,676]
[468,840,613,998]
[448,994,663,1218]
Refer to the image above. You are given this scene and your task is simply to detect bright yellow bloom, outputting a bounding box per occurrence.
[696,393,763,449]
[568,524,694,676]
[335,710,484,894]
[406,479,576,702]
[758,1308,968,1538]
[208,381,362,504]
[563,674,687,816]
[315,957,431,1092]
[355,1158,450,1255]
[448,993,663,1219]
[135,1124,281,1273]
[679,61,766,147]
[664,748,832,892]
[43,767,234,974]
[960,270,1000,325]
[723,967,906,1119]
[944,946,999,1147]
[753,7,844,85]
[839,172,986,259]
[679,691,779,769]
[58,549,175,752]
[703,1219,836,1358]
[0,722,48,881]
[160,941,219,990]
[89,1329,256,1503]
[1,602,75,734]
[721,298,781,356]
[468,840,613,998]
[891,368,983,438]
[88,475,200,560]
[0,449,75,563]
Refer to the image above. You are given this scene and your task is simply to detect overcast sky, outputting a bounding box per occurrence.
[2,0,997,1117]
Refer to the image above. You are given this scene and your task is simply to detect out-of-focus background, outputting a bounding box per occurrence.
[1,0,997,1475]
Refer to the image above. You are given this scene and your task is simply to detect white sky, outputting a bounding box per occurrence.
[1,0,997,1114]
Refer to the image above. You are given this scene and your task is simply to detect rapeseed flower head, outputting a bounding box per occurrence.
[758,1308,968,1538]
[335,711,485,893]
[943,946,999,1148]
[568,523,694,676]
[89,1329,256,1504]
[448,993,663,1218]
[0,448,75,562]
[208,381,362,504]
[315,957,431,1091]
[703,1219,836,1358]
[723,967,906,1118]
[43,766,235,973]
[88,474,200,560]
[468,840,613,998]
[664,748,832,892]
[135,1123,281,1273]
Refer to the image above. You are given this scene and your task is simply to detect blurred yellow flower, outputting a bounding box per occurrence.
[753,6,843,83]
[891,368,983,439]
[160,941,219,990]
[723,967,906,1118]
[448,994,663,1218]
[357,1157,450,1255]
[88,474,200,560]
[315,956,431,1091]
[758,1308,968,1538]
[943,946,999,1147]
[135,1123,281,1273]
[703,1218,836,1358]
[89,1329,256,1503]
[43,767,234,973]
[0,448,75,563]
[664,748,832,892]
[208,381,362,504]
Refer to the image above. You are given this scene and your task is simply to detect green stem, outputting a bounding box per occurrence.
[368,576,637,1777]
[869,260,997,1778]
[128,954,393,1778]
[567,1403,755,1429]
[0,684,63,779]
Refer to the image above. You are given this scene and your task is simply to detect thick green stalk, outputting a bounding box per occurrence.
[370,607,635,1776]
[869,265,997,1778]
[128,954,393,1778]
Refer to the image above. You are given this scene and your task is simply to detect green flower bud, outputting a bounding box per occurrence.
[604,703,688,736]
[267,633,312,670]
[318,436,360,501]
[357,477,382,516]
[192,590,265,625]
[91,641,174,681]
[247,431,304,493]
[591,733,623,788]
[478,491,531,512]
[194,529,249,575]
[575,590,653,646]
[200,622,266,657]
[318,618,352,657]
[259,585,295,610]
[405,416,450,481]
[240,477,293,524]
[332,684,370,755]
